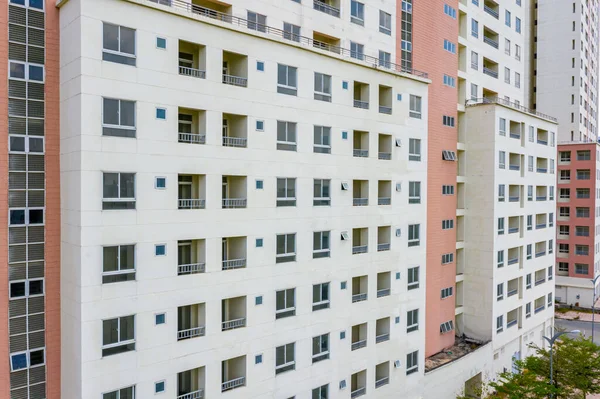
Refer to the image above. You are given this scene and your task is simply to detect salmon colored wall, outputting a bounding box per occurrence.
[45,0,61,397]
[400,0,459,357]
[556,143,596,280]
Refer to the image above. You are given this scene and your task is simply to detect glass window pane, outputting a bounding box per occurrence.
[120,245,135,270]
[277,122,286,142]
[120,173,135,199]
[286,289,294,305]
[28,137,43,153]
[29,349,44,366]
[29,280,43,296]
[313,180,321,197]
[312,285,320,302]
[277,64,287,85]
[10,282,26,298]
[103,98,120,126]
[29,209,43,224]
[11,353,27,371]
[9,136,25,152]
[28,65,43,81]
[288,67,297,87]
[277,178,286,198]
[103,23,120,52]
[103,173,119,198]
[119,27,136,55]
[287,343,295,361]
[287,234,295,252]
[9,209,25,225]
[120,316,135,341]
[103,319,119,345]
[103,392,119,399]
[277,235,285,253]
[9,62,25,79]
[322,180,330,197]
[120,387,135,399]
[120,101,136,127]
[287,179,295,197]
[287,124,296,142]
[322,283,329,300]
[276,290,285,309]
[29,0,44,9]
[276,346,285,365]
[103,247,118,272]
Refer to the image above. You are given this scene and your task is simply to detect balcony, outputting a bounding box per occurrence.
[378,180,391,205]
[483,0,499,18]
[177,239,206,276]
[351,323,367,350]
[537,128,548,145]
[507,278,519,298]
[377,227,391,253]
[351,370,367,398]
[483,58,498,79]
[508,185,520,203]
[178,40,206,79]
[375,317,390,343]
[178,303,206,341]
[222,296,246,331]
[222,113,247,148]
[222,50,248,87]
[353,179,369,206]
[178,366,205,399]
[534,297,545,314]
[509,120,521,139]
[535,242,546,258]
[378,134,392,160]
[222,236,246,270]
[222,176,247,209]
[353,130,369,158]
[483,27,499,49]
[379,85,392,114]
[221,356,246,392]
[508,217,519,234]
[536,214,546,229]
[313,0,340,17]
[178,108,206,145]
[507,247,519,266]
[354,81,370,109]
[352,228,368,255]
[312,31,341,54]
[178,174,206,210]
[536,158,548,173]
[352,275,368,303]
[377,271,391,297]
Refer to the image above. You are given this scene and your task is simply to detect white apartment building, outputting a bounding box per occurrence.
[58,0,430,398]
[535,0,599,142]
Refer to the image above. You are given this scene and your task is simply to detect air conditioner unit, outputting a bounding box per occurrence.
[341,231,350,240]
[341,182,349,190]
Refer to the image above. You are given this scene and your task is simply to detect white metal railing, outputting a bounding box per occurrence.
[313,0,340,17]
[178,199,206,209]
[222,258,246,270]
[353,198,368,206]
[508,196,519,202]
[177,389,204,399]
[377,288,390,297]
[509,132,520,139]
[313,39,342,54]
[179,66,206,79]
[378,197,391,205]
[535,278,545,286]
[352,245,368,254]
[351,339,367,350]
[377,243,390,252]
[352,293,367,303]
[509,164,520,171]
[351,387,366,398]
[483,36,499,48]
[535,251,546,258]
[537,139,548,145]
[222,198,247,208]
[222,136,247,147]
[354,99,369,109]
[222,317,246,331]
[537,167,548,173]
[507,289,518,297]
[222,74,247,87]
[535,305,545,314]
[179,132,206,144]
[379,105,392,114]
[221,376,245,391]
[378,152,391,160]
[376,333,390,343]
[536,223,546,229]
[484,5,499,18]
[375,376,389,388]
[508,258,518,265]
[178,262,205,275]
[353,149,369,157]
[507,319,518,328]
[483,67,498,79]
[508,227,519,234]
[177,326,205,340]
[536,196,547,201]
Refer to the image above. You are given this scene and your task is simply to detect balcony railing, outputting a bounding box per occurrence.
[177,326,206,340]
[222,74,248,87]
[535,305,545,314]
[179,66,206,79]
[351,387,366,398]
[222,376,245,392]
[375,377,389,388]
[508,227,519,234]
[351,340,367,351]
[352,293,367,303]
[507,319,518,328]
[483,67,498,78]
[177,390,204,399]
[179,132,206,144]
[509,164,520,171]
[353,198,368,206]
[536,196,547,201]
[377,243,390,252]
[508,258,519,265]
[353,149,369,158]
[179,199,206,209]
[313,39,341,54]
[536,223,546,229]
[509,196,519,202]
[465,97,557,122]
[378,197,391,205]
[483,36,499,49]
[507,289,518,297]
[509,132,520,139]
[535,278,546,286]
[178,262,206,275]
[537,139,548,145]
[376,333,390,343]
[352,245,368,254]
[222,198,247,208]
[222,258,246,270]
[484,5,499,18]
[377,288,390,297]
[379,105,392,114]
[222,317,246,331]
[354,99,369,109]
[535,251,546,258]
[313,0,340,16]
[378,152,391,160]
[222,136,247,148]
[537,168,548,173]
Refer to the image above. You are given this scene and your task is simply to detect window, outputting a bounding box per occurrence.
[9,279,43,299]
[277,64,297,95]
[498,184,505,201]
[8,132,43,154]
[444,3,457,18]
[408,224,420,247]
[516,17,521,33]
[560,188,570,199]
[312,333,330,363]
[499,151,506,169]
[10,349,44,372]
[497,217,505,235]
[527,244,532,260]
[527,185,533,201]
[497,283,504,301]
[155,381,165,393]
[276,121,297,151]
[409,95,422,118]
[559,225,569,236]
[409,138,421,161]
[350,41,364,60]
[442,253,454,264]
[575,264,589,274]
[528,156,534,172]
[102,315,135,356]
[548,266,553,281]
[283,22,301,42]
[577,150,591,160]
[443,115,455,127]
[10,0,44,9]
[313,282,330,310]
[313,231,330,258]
[441,287,453,299]
[443,75,456,88]
[350,0,365,25]
[103,172,135,210]
[155,108,166,120]
[155,177,166,189]
[471,51,479,70]
[505,10,511,26]
[155,244,166,256]
[378,50,391,68]
[499,118,506,136]
[497,250,504,268]
[526,273,532,289]
[102,98,136,137]
[8,61,44,82]
[314,179,331,206]
[471,19,479,37]
[560,170,571,182]
[312,385,328,399]
[559,243,569,254]
[103,245,135,283]
[526,303,531,318]
[406,350,418,375]
[548,293,553,307]
[440,320,454,334]
[496,315,503,333]
[505,38,511,55]
[409,182,421,204]
[256,180,264,190]
[276,288,296,318]
[407,266,419,290]
[407,309,419,332]
[257,61,265,71]
[314,126,331,154]
[577,207,590,218]
[255,354,263,364]
[103,386,136,399]
[275,343,296,374]
[515,44,521,60]
[155,313,166,325]
[443,39,456,54]
[559,262,569,272]
[379,10,392,34]
[314,73,332,102]
[276,233,296,262]
[576,245,589,255]
[103,23,136,66]
[515,72,521,88]
[577,169,591,179]
[247,11,267,32]
[442,185,454,195]
[504,67,511,84]
[8,208,43,226]
[470,83,478,99]
[442,219,454,230]
[559,207,569,217]
[256,238,264,247]
[527,215,532,230]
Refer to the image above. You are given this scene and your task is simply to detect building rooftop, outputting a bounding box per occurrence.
[425,336,489,373]
[466,97,558,124]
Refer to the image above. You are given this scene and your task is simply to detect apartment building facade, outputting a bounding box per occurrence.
[2,0,61,399]
[58,0,431,398]
[556,142,600,307]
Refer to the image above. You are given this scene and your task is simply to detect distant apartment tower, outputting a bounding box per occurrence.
[58,0,431,398]
[555,142,600,306]
[535,0,599,142]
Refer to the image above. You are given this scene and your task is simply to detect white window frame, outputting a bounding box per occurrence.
[406,309,419,332]
[498,217,505,235]
[350,0,365,25]
[276,233,297,262]
[10,348,45,372]
[8,134,45,155]
[313,179,331,206]
[407,266,419,290]
[102,22,137,63]
[497,283,504,301]
[409,95,422,119]
[499,151,506,169]
[102,97,136,136]
[379,10,392,34]
[313,231,331,258]
[276,288,296,317]
[283,22,301,42]
[276,177,297,206]
[101,315,136,356]
[350,41,364,60]
[408,181,421,204]
[496,315,503,333]
[408,138,421,161]
[498,184,505,201]
[102,172,136,209]
[8,60,45,82]
[406,350,418,375]
[9,0,44,10]
[277,64,298,95]
[497,250,504,267]
[312,333,330,361]
[499,118,506,136]
[312,282,330,310]
[408,224,420,247]
[314,72,332,102]
[8,207,45,226]
[102,386,136,399]
[9,278,44,300]
[314,125,331,153]
[275,342,296,373]
[102,244,136,282]
[276,121,297,151]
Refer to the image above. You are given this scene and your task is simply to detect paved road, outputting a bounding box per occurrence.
[555,318,600,345]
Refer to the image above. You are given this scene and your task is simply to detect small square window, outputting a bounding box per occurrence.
[396,272,401,280]
[255,354,263,364]
[340,331,346,339]
[256,120,264,131]
[155,177,166,189]
[256,180,264,189]
[155,313,166,325]
[256,238,264,247]
[341,281,347,289]
[342,81,348,90]
[397,94,402,101]
[155,244,166,256]
[255,296,263,305]
[156,37,167,49]
[156,108,167,120]
[395,316,400,324]
[342,131,348,140]
[155,381,165,394]
[257,61,265,71]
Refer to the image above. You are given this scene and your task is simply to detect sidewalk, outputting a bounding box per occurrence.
[555,309,598,322]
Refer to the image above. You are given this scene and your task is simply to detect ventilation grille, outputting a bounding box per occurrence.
[9,117,26,135]
[8,5,26,25]
[28,226,44,243]
[9,316,26,335]
[27,9,45,29]
[27,28,44,47]
[9,154,26,171]
[9,80,27,99]
[28,45,44,64]
[9,300,26,319]
[27,173,44,189]
[28,314,44,331]
[9,24,26,44]
[28,243,44,262]
[9,264,26,281]
[8,98,27,117]
[9,42,27,62]
[28,155,44,171]
[28,119,44,136]
[10,372,28,392]
[9,191,26,208]
[10,333,27,353]
[9,245,26,264]
[28,261,44,278]
[27,100,44,118]
[9,226,26,244]
[28,190,45,208]
[28,82,44,101]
